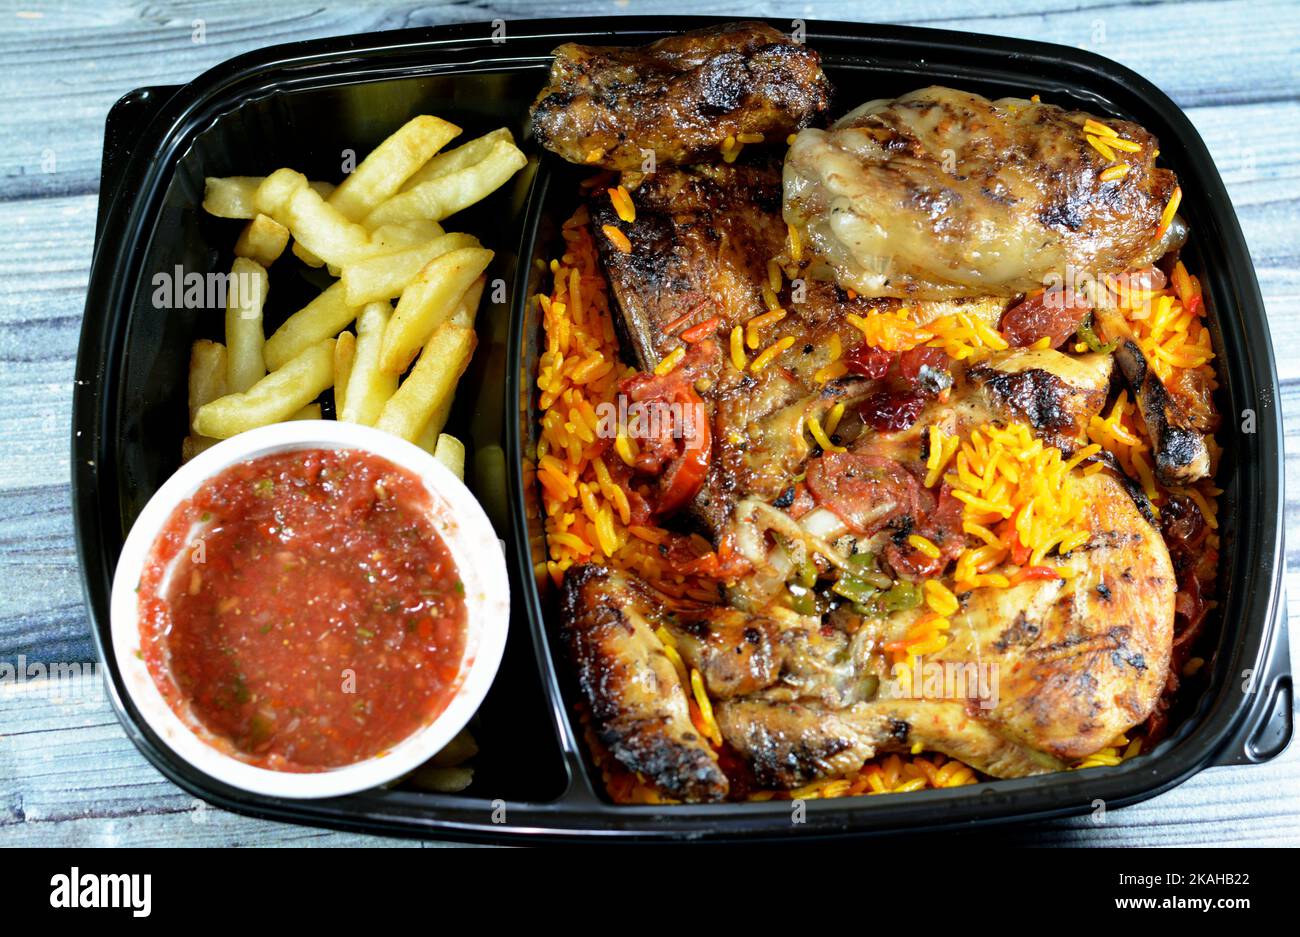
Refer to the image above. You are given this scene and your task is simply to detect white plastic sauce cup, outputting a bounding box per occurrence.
[109,420,509,799]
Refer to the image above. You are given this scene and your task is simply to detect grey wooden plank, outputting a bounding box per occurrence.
[1,1,1298,202]
[0,675,450,846]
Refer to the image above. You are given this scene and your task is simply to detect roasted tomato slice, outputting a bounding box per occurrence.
[805,452,922,536]
[884,483,965,579]
[619,368,712,516]
[1000,288,1093,348]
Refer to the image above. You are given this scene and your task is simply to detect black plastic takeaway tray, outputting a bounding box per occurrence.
[74,17,1290,843]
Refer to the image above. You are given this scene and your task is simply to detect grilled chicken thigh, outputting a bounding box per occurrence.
[531,22,831,171]
[784,86,1179,299]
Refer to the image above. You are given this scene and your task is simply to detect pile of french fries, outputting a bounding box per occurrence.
[186,116,527,483]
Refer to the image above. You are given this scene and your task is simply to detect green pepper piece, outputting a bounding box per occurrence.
[1076,315,1118,355]
[787,584,817,616]
[882,580,922,612]
[832,575,878,606]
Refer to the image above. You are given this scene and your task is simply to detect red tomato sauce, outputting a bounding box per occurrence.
[136,449,467,772]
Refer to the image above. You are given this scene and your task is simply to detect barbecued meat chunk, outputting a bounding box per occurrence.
[561,565,728,802]
[594,162,791,373]
[1092,306,1213,484]
[531,22,831,171]
[784,86,1180,299]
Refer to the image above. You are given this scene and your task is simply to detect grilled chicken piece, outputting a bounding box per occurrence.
[674,469,1173,786]
[1093,306,1212,484]
[958,469,1175,758]
[594,162,791,373]
[594,162,1017,534]
[711,348,1172,780]
[716,698,1062,788]
[567,566,845,700]
[566,454,1172,794]
[531,22,830,171]
[784,86,1179,299]
[561,565,728,801]
[966,347,1114,453]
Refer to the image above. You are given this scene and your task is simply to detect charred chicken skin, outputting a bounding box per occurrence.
[535,27,1204,802]
[531,22,831,171]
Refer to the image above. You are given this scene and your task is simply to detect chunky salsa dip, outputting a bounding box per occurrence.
[137,448,468,772]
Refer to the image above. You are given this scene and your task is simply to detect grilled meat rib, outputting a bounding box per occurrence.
[531,22,831,171]
[784,86,1179,299]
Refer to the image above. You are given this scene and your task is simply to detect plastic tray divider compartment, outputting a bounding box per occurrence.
[76,16,1289,842]
[502,18,1291,832]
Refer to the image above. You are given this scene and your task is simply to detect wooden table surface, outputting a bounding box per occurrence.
[2,0,1297,847]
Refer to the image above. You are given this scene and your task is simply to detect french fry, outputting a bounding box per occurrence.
[263,281,359,371]
[364,138,527,226]
[407,765,473,793]
[188,340,227,423]
[234,213,290,267]
[429,727,478,767]
[339,231,479,306]
[303,227,443,272]
[428,395,454,442]
[181,435,220,461]
[449,274,487,329]
[254,169,372,268]
[329,115,463,222]
[183,340,228,461]
[380,247,493,374]
[334,331,356,416]
[202,176,333,219]
[290,403,323,420]
[292,240,326,269]
[432,433,466,480]
[194,338,335,439]
[290,116,461,265]
[414,400,448,454]
[341,302,398,426]
[368,219,445,253]
[375,325,475,442]
[400,128,514,192]
[225,257,268,393]
[412,279,484,443]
